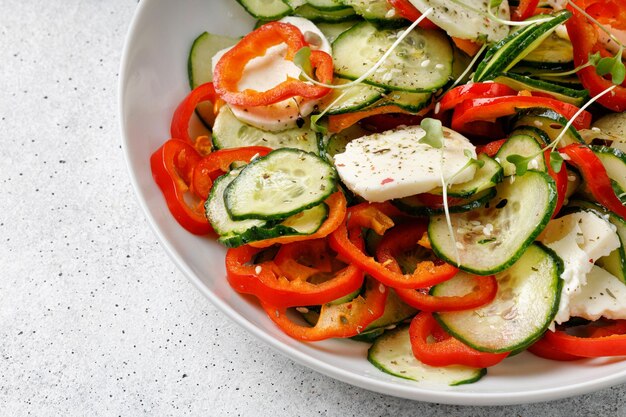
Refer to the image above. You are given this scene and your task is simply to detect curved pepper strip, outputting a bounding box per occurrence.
[260,276,387,341]
[273,239,334,280]
[527,337,584,361]
[375,221,497,311]
[386,0,439,29]
[512,0,540,21]
[170,82,218,150]
[409,312,509,367]
[439,82,517,113]
[225,236,365,308]
[451,96,592,134]
[248,191,347,248]
[544,149,568,218]
[150,139,212,235]
[213,21,333,107]
[192,146,272,199]
[328,202,459,289]
[560,144,626,220]
[566,1,626,112]
[541,326,626,357]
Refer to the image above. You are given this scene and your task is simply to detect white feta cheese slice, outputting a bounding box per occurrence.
[333,126,477,202]
[569,266,626,321]
[538,211,621,325]
[212,17,331,131]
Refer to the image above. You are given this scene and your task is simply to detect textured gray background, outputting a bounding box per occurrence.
[1,1,626,416]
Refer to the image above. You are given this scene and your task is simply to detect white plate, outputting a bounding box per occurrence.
[119,0,626,405]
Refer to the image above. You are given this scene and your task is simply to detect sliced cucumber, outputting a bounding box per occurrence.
[510,107,584,147]
[308,0,349,11]
[408,0,510,42]
[368,326,486,385]
[212,106,320,154]
[323,124,370,163]
[294,3,358,22]
[317,20,359,43]
[473,10,572,82]
[225,148,337,220]
[591,113,626,154]
[332,22,453,92]
[494,73,589,106]
[434,243,563,353]
[188,32,238,89]
[521,31,573,65]
[591,145,626,202]
[324,81,386,115]
[236,0,292,20]
[392,188,496,217]
[207,172,329,247]
[429,170,557,275]
[508,125,551,146]
[495,133,546,177]
[340,0,405,26]
[376,90,432,113]
[427,154,503,198]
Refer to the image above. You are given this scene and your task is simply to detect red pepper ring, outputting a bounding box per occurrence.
[541,327,626,357]
[213,21,333,107]
[150,139,212,235]
[409,312,510,368]
[260,277,388,342]
[170,82,218,149]
[375,221,497,311]
[328,203,459,289]
[560,144,626,220]
[225,236,365,308]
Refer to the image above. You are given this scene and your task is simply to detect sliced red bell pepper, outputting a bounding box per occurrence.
[386,0,439,29]
[225,237,364,308]
[170,82,218,150]
[328,203,459,289]
[150,139,212,235]
[248,191,347,248]
[439,82,517,113]
[476,138,507,157]
[451,95,592,134]
[566,1,626,111]
[376,221,498,311]
[409,312,509,367]
[260,277,387,341]
[192,146,272,199]
[213,21,333,107]
[560,144,626,219]
[527,336,584,361]
[512,0,540,21]
[541,326,626,357]
[327,104,421,133]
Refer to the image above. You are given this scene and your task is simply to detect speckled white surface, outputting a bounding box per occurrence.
[1,1,626,416]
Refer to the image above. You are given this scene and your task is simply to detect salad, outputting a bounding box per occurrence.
[150,0,626,386]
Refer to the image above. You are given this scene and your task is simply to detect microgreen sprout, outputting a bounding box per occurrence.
[419,118,444,149]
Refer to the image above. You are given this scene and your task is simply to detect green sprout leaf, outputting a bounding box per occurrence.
[588,51,602,66]
[419,118,444,149]
[594,48,626,85]
[506,154,532,177]
[549,151,564,173]
[294,47,313,80]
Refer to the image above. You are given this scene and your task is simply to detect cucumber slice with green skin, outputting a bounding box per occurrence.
[213,106,320,154]
[508,125,551,146]
[332,21,453,93]
[511,66,582,87]
[495,134,546,177]
[236,0,293,20]
[375,90,433,113]
[317,20,360,43]
[308,0,349,11]
[207,173,329,247]
[225,148,337,220]
[324,81,386,115]
[323,124,370,163]
[427,154,503,198]
[434,243,563,353]
[510,107,585,148]
[368,326,487,385]
[473,10,572,82]
[294,4,358,22]
[564,200,626,285]
[521,31,573,65]
[429,170,557,275]
[590,145,626,203]
[494,73,589,106]
[340,0,406,26]
[188,32,239,89]
[392,188,496,217]
[408,0,510,43]
[591,113,626,154]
